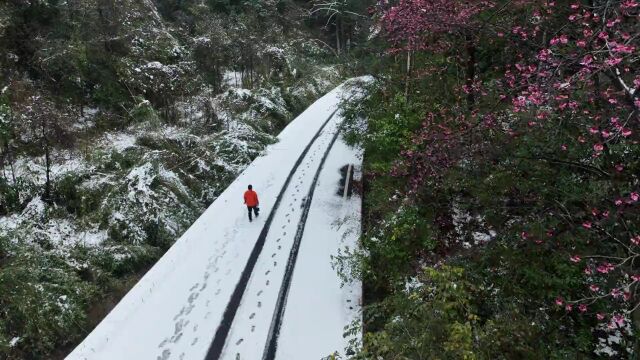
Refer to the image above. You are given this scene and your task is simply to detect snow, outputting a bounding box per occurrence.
[9,337,20,348]
[21,197,46,220]
[76,229,109,247]
[223,71,243,88]
[100,133,137,152]
[275,136,362,359]
[66,78,368,360]
[219,104,346,360]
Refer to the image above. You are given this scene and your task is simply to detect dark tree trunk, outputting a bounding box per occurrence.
[41,122,52,202]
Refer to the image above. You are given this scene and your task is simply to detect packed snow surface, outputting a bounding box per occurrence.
[67,79,367,360]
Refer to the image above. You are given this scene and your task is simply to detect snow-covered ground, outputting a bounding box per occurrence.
[273,138,361,359]
[66,79,366,360]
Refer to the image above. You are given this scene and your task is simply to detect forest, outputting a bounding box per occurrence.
[1,0,639,358]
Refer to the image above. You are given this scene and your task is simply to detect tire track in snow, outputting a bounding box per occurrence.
[204,108,341,360]
[262,122,344,360]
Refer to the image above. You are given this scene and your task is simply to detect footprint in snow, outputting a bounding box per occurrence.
[173,307,185,321]
[265,270,270,275]
[273,261,277,266]
[171,332,183,343]
[278,245,281,250]
[266,280,270,286]
[190,283,199,292]
[251,325,256,332]
[258,301,262,308]
[158,349,171,360]
[236,338,244,345]
[283,232,287,236]
[188,292,199,303]
[191,338,199,346]
[271,253,276,258]
[249,313,256,319]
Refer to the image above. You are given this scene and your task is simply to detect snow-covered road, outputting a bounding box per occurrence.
[67,79,365,360]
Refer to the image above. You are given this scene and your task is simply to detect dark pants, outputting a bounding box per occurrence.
[247,206,259,221]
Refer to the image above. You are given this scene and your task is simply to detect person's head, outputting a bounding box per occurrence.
[248,185,253,190]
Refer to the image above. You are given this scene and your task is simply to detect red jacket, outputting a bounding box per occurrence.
[244,190,259,207]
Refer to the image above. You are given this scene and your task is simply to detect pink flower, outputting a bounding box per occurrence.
[605,57,623,66]
[623,291,631,301]
[555,297,564,306]
[561,144,568,151]
[591,208,599,216]
[580,55,593,66]
[615,198,623,206]
[630,192,639,202]
[615,164,624,172]
[589,127,599,134]
[570,255,581,263]
[611,288,621,298]
[593,143,604,152]
[631,235,640,245]
[601,130,611,138]
[622,128,632,137]
[582,221,592,229]
[584,266,593,275]
[578,304,588,313]
[597,262,615,274]
[631,274,640,282]
[602,211,610,218]
[612,314,625,326]
[596,313,606,320]
[589,284,600,292]
[521,231,529,239]
[613,44,635,54]
[565,303,573,312]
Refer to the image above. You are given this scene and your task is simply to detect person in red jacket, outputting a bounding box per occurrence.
[243,185,260,222]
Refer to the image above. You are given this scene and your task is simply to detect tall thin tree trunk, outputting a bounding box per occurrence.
[42,122,52,202]
[335,20,341,54]
[404,50,412,99]
[465,36,476,110]
[9,155,16,184]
